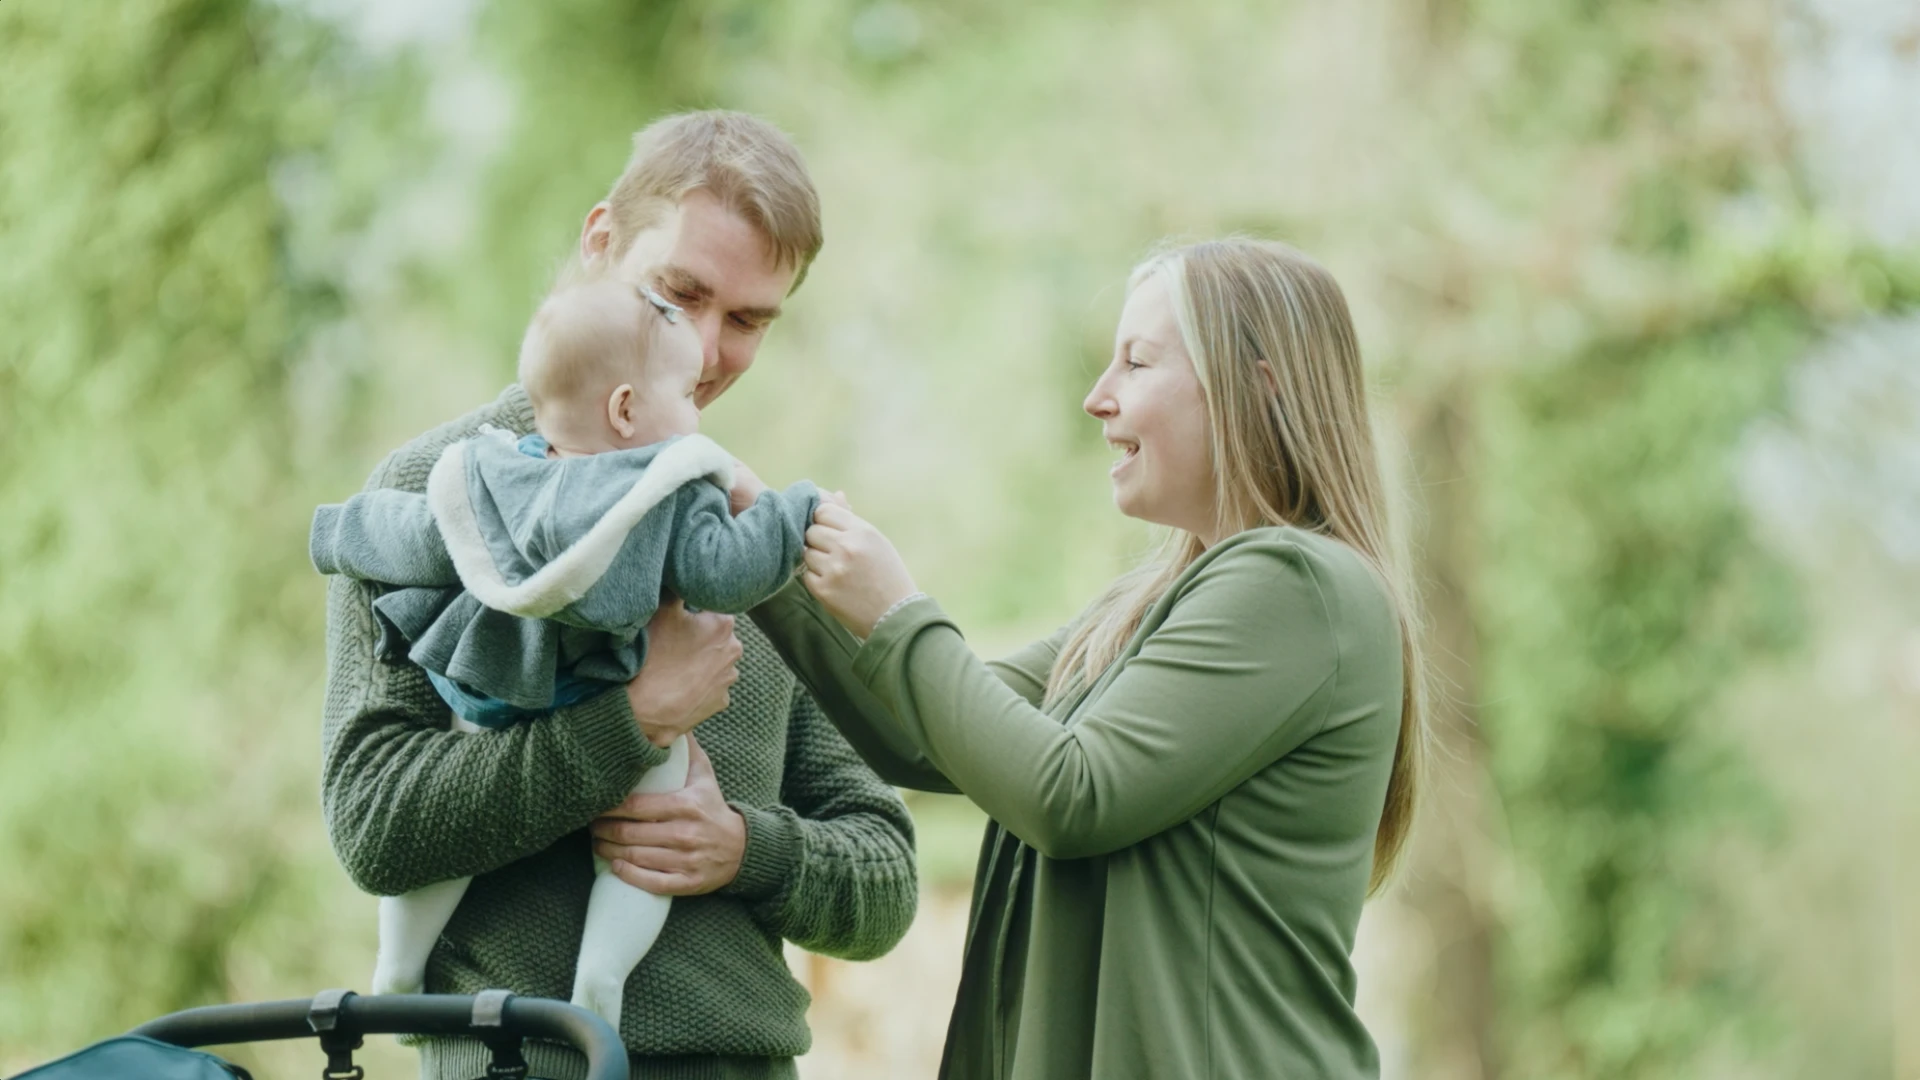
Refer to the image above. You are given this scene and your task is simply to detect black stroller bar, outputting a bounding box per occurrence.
[129,991,628,1080]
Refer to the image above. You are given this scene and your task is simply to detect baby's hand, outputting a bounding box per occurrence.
[729,460,769,516]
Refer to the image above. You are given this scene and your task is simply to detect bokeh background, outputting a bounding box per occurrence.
[3,0,1918,1076]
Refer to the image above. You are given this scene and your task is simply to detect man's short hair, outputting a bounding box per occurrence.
[603,110,823,291]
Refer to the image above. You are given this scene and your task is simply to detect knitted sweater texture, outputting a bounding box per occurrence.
[319,386,918,1080]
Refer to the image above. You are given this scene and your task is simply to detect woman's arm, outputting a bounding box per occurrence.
[983,627,1068,707]
[751,579,959,793]
[751,578,1074,791]
[842,537,1342,860]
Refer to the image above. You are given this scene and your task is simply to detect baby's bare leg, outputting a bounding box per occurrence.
[571,733,691,1029]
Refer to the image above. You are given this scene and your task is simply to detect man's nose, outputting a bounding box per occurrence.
[697,313,724,375]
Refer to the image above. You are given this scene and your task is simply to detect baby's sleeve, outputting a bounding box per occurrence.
[665,481,819,614]
[310,489,456,586]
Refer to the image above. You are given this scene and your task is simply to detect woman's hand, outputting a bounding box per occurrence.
[590,735,745,895]
[802,495,920,639]
[625,601,742,747]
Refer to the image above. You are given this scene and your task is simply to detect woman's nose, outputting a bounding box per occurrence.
[1084,376,1117,419]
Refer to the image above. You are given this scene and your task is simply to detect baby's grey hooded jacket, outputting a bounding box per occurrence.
[309,428,817,712]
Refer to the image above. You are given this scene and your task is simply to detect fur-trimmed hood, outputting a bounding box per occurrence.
[427,427,736,620]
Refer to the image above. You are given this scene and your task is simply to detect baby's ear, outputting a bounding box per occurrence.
[607,384,639,439]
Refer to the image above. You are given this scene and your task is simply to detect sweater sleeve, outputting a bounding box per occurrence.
[748,580,1074,792]
[320,394,671,897]
[982,626,1069,707]
[716,682,919,961]
[310,489,455,586]
[749,579,959,793]
[666,482,817,614]
[846,537,1343,861]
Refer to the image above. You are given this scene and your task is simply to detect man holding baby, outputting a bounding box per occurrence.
[319,111,917,1080]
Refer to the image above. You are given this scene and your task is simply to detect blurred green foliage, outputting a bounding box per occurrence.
[1486,298,1852,1077]
[0,0,334,1045]
[2,0,1915,1076]
[1449,5,1920,1074]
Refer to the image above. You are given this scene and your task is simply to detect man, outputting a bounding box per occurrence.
[320,111,918,1080]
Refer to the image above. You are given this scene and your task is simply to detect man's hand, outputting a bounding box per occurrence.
[728,459,770,517]
[590,736,746,895]
[627,601,742,747]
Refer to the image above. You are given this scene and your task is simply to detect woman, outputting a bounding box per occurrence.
[752,238,1425,1079]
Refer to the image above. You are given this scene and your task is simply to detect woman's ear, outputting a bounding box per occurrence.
[607,384,638,439]
[1256,360,1281,397]
[580,202,615,263]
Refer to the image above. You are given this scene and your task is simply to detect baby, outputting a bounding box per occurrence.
[309,277,817,1028]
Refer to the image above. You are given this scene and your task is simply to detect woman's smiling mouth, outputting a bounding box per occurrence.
[1108,437,1140,475]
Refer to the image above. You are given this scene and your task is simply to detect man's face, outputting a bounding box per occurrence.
[596,189,797,409]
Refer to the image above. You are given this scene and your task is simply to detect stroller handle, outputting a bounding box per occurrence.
[130,992,628,1080]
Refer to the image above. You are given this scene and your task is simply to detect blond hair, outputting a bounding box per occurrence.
[518,279,663,422]
[1046,238,1429,895]
[591,110,823,290]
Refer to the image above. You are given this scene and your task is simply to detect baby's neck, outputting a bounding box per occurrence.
[543,440,598,459]
[536,421,669,458]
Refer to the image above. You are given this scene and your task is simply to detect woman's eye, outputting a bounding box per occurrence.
[1124,359,1145,370]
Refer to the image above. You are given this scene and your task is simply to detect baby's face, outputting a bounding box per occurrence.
[623,315,705,444]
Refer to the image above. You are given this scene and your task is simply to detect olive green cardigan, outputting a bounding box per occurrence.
[750,527,1403,1080]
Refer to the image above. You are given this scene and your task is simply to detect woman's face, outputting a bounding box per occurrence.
[1084,272,1217,539]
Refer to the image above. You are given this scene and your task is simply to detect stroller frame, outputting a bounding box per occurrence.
[130,990,627,1080]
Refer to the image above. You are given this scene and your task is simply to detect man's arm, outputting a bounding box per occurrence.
[319,387,694,896]
[322,573,667,895]
[716,682,919,961]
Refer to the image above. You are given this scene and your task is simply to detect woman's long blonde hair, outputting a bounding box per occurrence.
[1044,238,1428,895]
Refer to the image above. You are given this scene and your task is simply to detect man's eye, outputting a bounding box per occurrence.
[731,315,763,332]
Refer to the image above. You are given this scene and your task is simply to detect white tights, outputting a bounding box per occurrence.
[370,726,691,1032]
